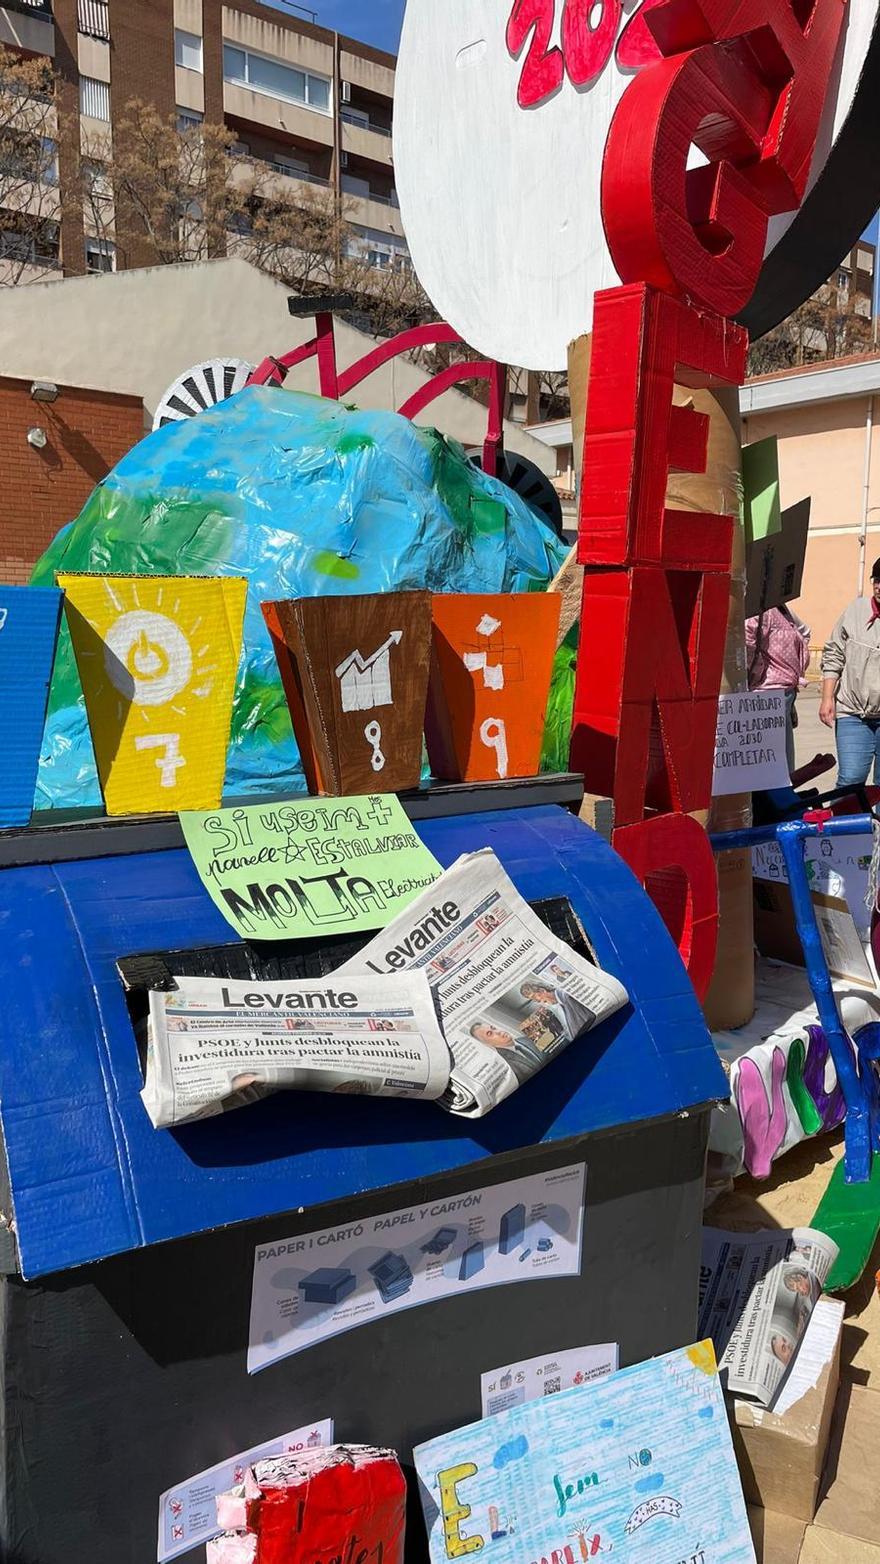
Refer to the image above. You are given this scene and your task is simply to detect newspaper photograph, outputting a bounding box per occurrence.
[142,973,452,1129]
[339,849,629,1118]
[698,1225,840,1407]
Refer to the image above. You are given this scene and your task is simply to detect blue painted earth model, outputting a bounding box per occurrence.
[31,386,569,809]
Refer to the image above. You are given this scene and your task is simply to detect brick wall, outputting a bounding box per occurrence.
[51,0,86,279]
[0,377,145,583]
[110,0,176,270]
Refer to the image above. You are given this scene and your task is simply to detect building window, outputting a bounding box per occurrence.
[77,0,110,41]
[80,76,110,121]
[222,42,331,113]
[174,29,203,73]
[0,131,57,186]
[0,218,59,268]
[274,152,309,177]
[85,236,115,274]
[177,107,204,133]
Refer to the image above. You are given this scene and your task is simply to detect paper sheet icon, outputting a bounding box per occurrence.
[0,586,62,828]
[59,574,246,815]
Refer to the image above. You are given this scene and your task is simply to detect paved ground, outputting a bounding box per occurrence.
[794,682,837,781]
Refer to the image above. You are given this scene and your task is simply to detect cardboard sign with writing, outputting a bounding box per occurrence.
[179,793,441,941]
[263,593,432,797]
[0,585,62,828]
[745,499,811,619]
[426,594,560,783]
[415,1341,755,1564]
[713,691,790,797]
[59,574,246,816]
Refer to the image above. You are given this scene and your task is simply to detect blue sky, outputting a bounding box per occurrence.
[266,0,405,51]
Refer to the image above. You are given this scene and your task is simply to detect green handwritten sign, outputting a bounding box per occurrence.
[179,794,443,941]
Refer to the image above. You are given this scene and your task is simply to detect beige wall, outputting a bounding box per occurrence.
[340,48,394,100]
[0,256,554,472]
[222,79,334,144]
[174,0,203,30]
[743,395,880,653]
[222,7,334,77]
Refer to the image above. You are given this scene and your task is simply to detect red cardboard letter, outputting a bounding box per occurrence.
[578,284,746,570]
[571,566,728,823]
[602,0,847,313]
[613,813,719,999]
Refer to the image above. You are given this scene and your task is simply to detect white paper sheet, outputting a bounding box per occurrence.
[481,1342,618,1417]
[713,690,789,796]
[248,1164,586,1374]
[157,1418,333,1561]
[773,1296,845,1415]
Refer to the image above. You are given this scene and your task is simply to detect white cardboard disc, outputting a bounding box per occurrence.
[394,0,879,369]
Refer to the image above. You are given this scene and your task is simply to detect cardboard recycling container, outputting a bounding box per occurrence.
[0,782,727,1562]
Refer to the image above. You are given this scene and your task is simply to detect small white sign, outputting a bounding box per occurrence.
[481,1341,618,1418]
[157,1418,333,1561]
[713,690,790,796]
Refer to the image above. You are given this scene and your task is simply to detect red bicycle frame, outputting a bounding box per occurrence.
[248,313,506,477]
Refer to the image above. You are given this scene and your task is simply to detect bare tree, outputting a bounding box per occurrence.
[78,101,244,269]
[235,178,354,294]
[71,98,492,368]
[748,285,874,375]
[0,45,61,285]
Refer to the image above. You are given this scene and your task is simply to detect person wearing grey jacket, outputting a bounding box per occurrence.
[821,560,880,784]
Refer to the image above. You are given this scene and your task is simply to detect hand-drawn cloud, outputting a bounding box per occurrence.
[493,1435,529,1470]
[634,1473,665,1494]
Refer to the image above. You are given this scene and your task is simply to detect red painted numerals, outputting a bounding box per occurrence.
[507,0,639,107]
[563,0,622,87]
[506,0,565,107]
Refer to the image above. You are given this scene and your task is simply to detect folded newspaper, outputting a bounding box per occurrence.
[339,849,629,1118]
[699,1225,840,1407]
[142,973,451,1129]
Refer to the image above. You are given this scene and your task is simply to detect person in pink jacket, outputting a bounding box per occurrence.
[746,605,811,777]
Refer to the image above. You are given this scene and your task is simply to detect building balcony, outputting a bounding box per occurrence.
[343,190,403,238]
[0,177,61,222]
[223,81,335,148]
[3,0,52,17]
[230,151,332,205]
[340,48,394,104]
[0,0,54,55]
[341,116,393,170]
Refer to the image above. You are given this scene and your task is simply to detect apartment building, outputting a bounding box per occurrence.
[0,0,405,280]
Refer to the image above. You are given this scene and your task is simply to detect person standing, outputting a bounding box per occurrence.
[746,605,811,776]
[821,562,880,785]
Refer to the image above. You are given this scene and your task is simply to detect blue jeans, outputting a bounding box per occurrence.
[836,715,880,786]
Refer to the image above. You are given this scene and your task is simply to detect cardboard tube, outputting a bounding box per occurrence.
[568,333,592,490]
[669,384,755,1030]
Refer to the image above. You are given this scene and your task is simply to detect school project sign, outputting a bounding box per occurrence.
[414,1342,755,1564]
[713,691,789,797]
[180,794,442,939]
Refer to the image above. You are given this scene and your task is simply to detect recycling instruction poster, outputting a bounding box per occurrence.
[248,1163,586,1373]
[180,793,442,940]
